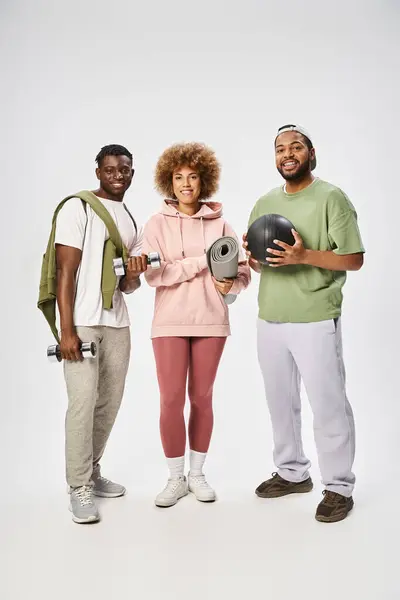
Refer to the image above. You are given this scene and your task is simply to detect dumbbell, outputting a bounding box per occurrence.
[113,252,161,276]
[47,342,97,363]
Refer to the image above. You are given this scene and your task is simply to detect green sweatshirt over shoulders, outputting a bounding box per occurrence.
[37,190,129,342]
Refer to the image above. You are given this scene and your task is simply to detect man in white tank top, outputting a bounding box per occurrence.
[55,144,147,524]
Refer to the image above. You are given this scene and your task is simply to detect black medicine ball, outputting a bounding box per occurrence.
[247,214,296,265]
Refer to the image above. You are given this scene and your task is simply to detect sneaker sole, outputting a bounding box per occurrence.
[315,501,354,523]
[68,505,100,524]
[72,514,100,524]
[255,482,313,498]
[155,489,188,508]
[92,489,126,498]
[188,488,216,503]
[192,497,216,503]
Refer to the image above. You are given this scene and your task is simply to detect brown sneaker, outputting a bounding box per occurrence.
[315,491,354,523]
[255,472,313,498]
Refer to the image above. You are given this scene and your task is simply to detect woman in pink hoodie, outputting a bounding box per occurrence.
[142,142,251,508]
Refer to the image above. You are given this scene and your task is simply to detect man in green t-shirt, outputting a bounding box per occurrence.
[244,124,365,523]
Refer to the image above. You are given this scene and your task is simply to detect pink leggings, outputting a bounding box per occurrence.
[152,337,227,458]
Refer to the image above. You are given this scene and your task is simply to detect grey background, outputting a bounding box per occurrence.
[1,1,398,598]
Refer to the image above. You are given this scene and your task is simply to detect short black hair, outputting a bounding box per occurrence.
[95,144,133,166]
[276,124,313,151]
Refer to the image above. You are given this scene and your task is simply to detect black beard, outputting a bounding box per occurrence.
[277,159,310,182]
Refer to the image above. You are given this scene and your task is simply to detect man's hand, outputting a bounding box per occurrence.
[60,329,83,362]
[242,232,261,273]
[119,254,147,293]
[125,254,148,280]
[243,227,363,272]
[212,276,234,295]
[266,229,306,267]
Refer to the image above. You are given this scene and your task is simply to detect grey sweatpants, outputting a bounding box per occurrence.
[257,318,355,497]
[63,326,131,488]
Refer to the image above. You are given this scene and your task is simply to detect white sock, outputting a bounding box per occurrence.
[190,450,207,477]
[166,456,185,480]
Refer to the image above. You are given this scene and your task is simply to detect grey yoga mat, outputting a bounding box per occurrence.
[206,236,239,305]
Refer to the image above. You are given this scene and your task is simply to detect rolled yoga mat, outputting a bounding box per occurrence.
[206,236,239,305]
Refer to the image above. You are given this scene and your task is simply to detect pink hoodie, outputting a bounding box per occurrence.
[142,200,251,338]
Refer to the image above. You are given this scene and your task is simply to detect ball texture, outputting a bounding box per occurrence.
[247,214,296,265]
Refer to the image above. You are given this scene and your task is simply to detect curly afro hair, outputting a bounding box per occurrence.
[154,142,221,201]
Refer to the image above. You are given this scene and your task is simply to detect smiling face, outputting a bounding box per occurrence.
[275,131,315,182]
[96,154,134,201]
[172,165,201,207]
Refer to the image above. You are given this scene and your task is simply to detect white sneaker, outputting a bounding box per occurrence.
[155,476,188,507]
[188,473,216,502]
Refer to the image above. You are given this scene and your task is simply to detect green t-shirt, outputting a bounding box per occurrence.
[248,178,365,323]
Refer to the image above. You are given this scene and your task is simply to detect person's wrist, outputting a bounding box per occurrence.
[60,326,76,337]
[300,249,311,265]
[125,272,140,281]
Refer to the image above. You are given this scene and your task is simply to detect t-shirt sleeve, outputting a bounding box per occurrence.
[327,189,365,255]
[129,223,144,257]
[54,198,87,250]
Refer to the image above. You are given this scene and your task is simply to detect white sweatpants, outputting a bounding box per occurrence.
[257,318,355,497]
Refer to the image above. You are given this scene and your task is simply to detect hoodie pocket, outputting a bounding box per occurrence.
[153,284,190,325]
[207,278,229,322]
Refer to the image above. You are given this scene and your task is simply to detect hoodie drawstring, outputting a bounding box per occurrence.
[200,216,206,254]
[176,212,207,258]
[177,212,185,257]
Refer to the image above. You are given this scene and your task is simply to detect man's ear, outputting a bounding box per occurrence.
[95,167,101,181]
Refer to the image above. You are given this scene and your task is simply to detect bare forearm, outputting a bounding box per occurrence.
[56,269,76,333]
[119,275,141,293]
[302,250,364,271]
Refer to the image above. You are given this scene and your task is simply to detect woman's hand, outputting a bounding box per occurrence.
[212,276,234,295]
